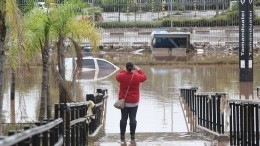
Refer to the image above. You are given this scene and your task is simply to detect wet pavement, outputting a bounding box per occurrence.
[93,132,229,146]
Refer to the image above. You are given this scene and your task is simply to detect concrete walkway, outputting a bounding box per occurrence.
[93,132,229,146]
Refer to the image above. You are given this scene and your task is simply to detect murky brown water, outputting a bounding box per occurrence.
[2,54,260,135]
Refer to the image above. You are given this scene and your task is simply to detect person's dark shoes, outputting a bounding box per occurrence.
[131,134,135,141]
[130,135,136,145]
[120,134,125,142]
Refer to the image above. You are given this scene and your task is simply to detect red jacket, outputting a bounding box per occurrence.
[116,70,147,103]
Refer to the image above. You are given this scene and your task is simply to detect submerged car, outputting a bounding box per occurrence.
[65,56,119,81]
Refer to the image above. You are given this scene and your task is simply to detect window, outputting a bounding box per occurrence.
[97,60,115,69]
[82,59,95,69]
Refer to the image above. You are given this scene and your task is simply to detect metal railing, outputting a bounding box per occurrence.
[180,87,198,114]
[180,88,226,135]
[86,89,108,135]
[229,100,260,146]
[180,87,198,132]
[0,118,64,146]
[0,88,108,146]
[55,103,88,146]
[180,87,260,145]
[195,93,226,135]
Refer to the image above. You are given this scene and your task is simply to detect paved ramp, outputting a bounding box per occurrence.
[93,133,229,146]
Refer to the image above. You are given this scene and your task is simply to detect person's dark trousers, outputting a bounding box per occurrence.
[120,106,138,140]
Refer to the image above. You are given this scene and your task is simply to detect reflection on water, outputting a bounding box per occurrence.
[2,65,260,134]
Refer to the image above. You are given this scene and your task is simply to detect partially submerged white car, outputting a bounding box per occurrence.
[65,56,119,81]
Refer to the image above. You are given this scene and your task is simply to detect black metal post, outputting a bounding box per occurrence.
[229,103,233,145]
[21,127,31,146]
[79,105,85,145]
[54,104,59,143]
[239,0,253,82]
[212,96,216,132]
[216,95,221,133]
[83,105,88,145]
[250,104,254,145]
[60,104,65,145]
[232,103,236,145]
[236,104,240,145]
[202,95,206,127]
[43,130,49,146]
[76,106,79,146]
[256,104,259,146]
[71,107,75,146]
[50,125,55,146]
[66,104,71,146]
[199,95,202,126]
[206,96,209,129]
[209,97,213,130]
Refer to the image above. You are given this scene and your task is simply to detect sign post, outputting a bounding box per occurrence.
[239,0,253,82]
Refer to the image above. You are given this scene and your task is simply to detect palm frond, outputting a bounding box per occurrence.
[68,18,101,51]
[6,0,26,69]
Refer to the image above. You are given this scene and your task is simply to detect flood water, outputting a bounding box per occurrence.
[2,55,260,135]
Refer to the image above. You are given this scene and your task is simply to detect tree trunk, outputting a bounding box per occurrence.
[57,34,67,103]
[38,35,50,121]
[0,0,6,135]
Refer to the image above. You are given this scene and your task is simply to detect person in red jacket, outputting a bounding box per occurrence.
[116,62,147,143]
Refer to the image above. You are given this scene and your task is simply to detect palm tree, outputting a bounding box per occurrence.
[0,0,25,134]
[23,6,53,120]
[51,0,100,103]
[24,0,100,120]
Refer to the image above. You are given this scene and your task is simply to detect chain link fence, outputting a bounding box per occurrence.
[16,0,260,47]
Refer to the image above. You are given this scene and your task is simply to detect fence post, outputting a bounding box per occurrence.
[54,104,60,144]
[41,121,49,146]
[32,123,41,146]
[206,95,210,129]
[75,105,80,144]
[78,104,84,145]
[216,94,221,134]
[71,106,75,146]
[256,104,259,146]
[49,121,55,146]
[229,102,233,145]
[60,104,65,145]
[66,104,71,146]
[83,104,88,145]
